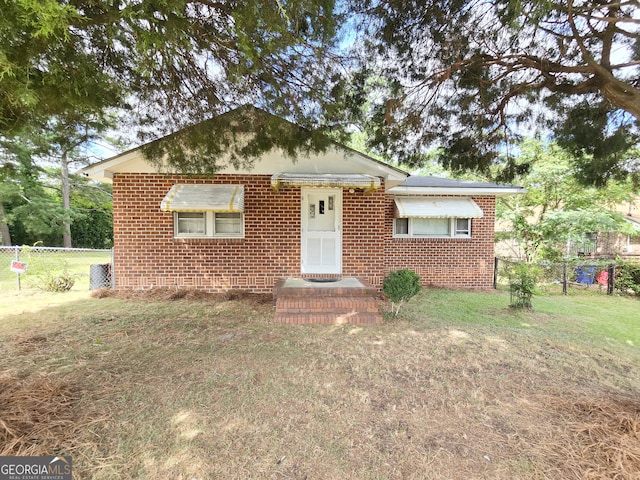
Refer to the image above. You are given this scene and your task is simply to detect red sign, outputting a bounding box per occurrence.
[10,260,27,274]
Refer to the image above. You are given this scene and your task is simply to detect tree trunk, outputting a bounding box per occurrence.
[61,150,72,248]
[0,202,11,246]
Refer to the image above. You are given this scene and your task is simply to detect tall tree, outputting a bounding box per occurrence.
[34,114,114,247]
[349,0,640,185]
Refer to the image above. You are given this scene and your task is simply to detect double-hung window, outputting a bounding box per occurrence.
[161,184,245,239]
[393,197,481,239]
[176,212,206,235]
[175,211,244,238]
[394,217,472,238]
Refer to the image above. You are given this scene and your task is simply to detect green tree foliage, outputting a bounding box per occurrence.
[69,179,113,249]
[507,262,540,310]
[497,140,636,261]
[348,0,640,185]
[615,259,640,296]
[141,105,339,175]
[1,0,347,171]
[0,138,112,247]
[0,1,122,135]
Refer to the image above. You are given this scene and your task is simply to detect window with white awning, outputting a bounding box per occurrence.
[161,184,245,238]
[393,197,483,238]
[160,184,244,212]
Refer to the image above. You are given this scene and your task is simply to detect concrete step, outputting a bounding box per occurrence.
[273,277,378,298]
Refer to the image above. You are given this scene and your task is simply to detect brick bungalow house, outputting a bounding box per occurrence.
[82,111,523,322]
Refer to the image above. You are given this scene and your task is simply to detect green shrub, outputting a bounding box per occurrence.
[507,262,540,309]
[616,260,640,296]
[383,269,422,317]
[27,255,77,293]
[41,271,76,292]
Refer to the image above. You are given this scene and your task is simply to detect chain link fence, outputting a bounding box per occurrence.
[0,246,113,292]
[495,257,616,295]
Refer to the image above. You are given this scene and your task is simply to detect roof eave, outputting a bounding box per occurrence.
[386,186,527,197]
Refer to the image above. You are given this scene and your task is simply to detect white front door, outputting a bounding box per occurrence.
[301,188,342,274]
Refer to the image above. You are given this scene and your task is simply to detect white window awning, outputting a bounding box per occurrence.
[160,184,244,212]
[394,197,483,218]
[271,173,381,193]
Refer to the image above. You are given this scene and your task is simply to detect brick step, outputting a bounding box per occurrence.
[275,296,380,314]
[274,295,383,324]
[273,278,383,325]
[274,311,383,325]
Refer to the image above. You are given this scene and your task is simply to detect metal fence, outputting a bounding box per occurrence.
[0,246,113,292]
[495,257,616,295]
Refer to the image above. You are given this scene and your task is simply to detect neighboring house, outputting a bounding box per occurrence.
[596,198,640,259]
[496,198,640,261]
[82,110,523,294]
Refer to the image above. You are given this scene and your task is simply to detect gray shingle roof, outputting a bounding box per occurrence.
[401,176,520,189]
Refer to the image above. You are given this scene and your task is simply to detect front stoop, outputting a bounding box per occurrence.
[274,278,383,325]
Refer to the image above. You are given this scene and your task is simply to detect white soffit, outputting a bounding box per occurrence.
[160,184,244,212]
[394,197,483,218]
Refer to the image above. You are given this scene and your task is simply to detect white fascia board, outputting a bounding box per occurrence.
[78,149,154,182]
[386,186,527,197]
[80,144,408,185]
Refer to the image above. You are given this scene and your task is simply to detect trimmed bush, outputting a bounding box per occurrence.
[383,269,422,317]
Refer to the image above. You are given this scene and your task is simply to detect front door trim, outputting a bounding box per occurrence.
[301,188,342,274]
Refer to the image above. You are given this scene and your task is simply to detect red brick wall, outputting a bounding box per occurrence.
[112,174,495,292]
[383,196,496,289]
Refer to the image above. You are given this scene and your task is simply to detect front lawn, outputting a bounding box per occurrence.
[1,289,638,479]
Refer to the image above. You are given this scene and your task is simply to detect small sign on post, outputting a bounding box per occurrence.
[10,260,27,274]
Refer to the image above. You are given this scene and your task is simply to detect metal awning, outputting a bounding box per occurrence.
[271,173,381,193]
[160,184,244,212]
[394,197,483,218]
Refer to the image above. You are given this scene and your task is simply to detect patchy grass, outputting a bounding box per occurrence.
[0,288,639,479]
[0,249,112,293]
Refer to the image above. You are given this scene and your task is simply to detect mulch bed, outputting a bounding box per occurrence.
[92,287,273,305]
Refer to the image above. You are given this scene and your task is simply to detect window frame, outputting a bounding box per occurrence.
[175,212,206,237]
[393,217,472,239]
[174,211,244,239]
